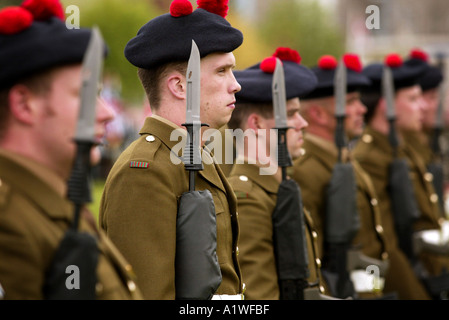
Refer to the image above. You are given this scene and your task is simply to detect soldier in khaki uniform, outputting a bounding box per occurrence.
[0,0,142,300]
[99,0,244,299]
[352,53,433,299]
[400,50,449,294]
[226,47,326,299]
[290,54,391,299]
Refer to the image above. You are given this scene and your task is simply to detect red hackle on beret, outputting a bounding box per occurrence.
[170,0,193,17]
[260,56,278,74]
[21,0,65,21]
[343,53,362,72]
[384,53,403,68]
[0,7,33,35]
[273,47,301,64]
[409,48,429,62]
[197,0,229,18]
[318,55,338,70]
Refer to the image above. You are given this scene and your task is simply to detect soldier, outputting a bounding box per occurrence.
[226,47,328,299]
[352,52,432,299]
[290,53,392,299]
[99,0,244,299]
[399,50,449,298]
[0,0,142,300]
[406,49,445,167]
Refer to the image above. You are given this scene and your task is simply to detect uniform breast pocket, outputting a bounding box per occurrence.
[210,190,232,264]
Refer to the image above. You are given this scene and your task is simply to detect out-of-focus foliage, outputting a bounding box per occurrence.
[227,13,274,70]
[2,0,345,103]
[257,0,345,67]
[62,0,161,105]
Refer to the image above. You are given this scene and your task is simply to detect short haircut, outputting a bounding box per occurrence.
[227,101,273,130]
[0,69,54,140]
[360,89,382,124]
[137,61,188,111]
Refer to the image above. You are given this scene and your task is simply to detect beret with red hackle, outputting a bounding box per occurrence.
[124,0,243,69]
[0,0,102,89]
[302,53,371,100]
[362,51,430,92]
[234,47,318,103]
[405,48,442,91]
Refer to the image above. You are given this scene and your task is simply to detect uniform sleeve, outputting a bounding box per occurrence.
[0,199,46,299]
[231,180,279,300]
[99,155,182,300]
[291,156,330,255]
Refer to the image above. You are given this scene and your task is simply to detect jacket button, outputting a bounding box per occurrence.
[146,135,155,142]
[362,134,373,143]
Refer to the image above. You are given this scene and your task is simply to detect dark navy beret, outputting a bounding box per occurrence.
[0,2,100,89]
[124,3,243,69]
[234,48,318,103]
[419,66,443,91]
[403,49,443,91]
[303,53,371,100]
[362,53,429,92]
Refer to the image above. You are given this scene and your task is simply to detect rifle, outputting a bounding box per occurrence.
[383,65,421,263]
[321,59,360,299]
[175,40,222,300]
[43,26,104,299]
[271,57,310,300]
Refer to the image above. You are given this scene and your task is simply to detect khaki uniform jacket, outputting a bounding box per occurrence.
[352,126,431,299]
[99,116,242,300]
[228,163,327,299]
[0,151,142,300]
[402,131,449,277]
[291,134,388,262]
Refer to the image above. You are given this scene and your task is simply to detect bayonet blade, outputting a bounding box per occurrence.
[185,40,201,125]
[435,84,445,129]
[383,65,396,120]
[75,26,104,142]
[334,59,347,117]
[272,58,288,128]
[183,40,202,167]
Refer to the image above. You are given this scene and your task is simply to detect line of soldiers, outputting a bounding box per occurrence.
[1,0,448,300]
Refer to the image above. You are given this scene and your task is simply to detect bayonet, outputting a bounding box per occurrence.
[383,66,396,121]
[182,40,205,191]
[273,58,288,129]
[382,65,399,152]
[334,59,347,118]
[333,59,347,162]
[67,26,104,228]
[74,26,103,142]
[272,58,292,179]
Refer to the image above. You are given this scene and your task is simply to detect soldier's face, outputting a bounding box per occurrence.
[285,98,308,160]
[421,88,439,131]
[258,98,308,160]
[37,65,114,178]
[200,52,241,130]
[344,92,367,139]
[395,85,425,132]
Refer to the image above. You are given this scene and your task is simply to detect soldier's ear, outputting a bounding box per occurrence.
[247,113,263,131]
[167,73,186,100]
[378,97,387,114]
[8,84,37,126]
[309,104,329,125]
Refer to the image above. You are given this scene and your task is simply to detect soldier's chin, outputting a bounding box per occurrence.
[90,146,102,167]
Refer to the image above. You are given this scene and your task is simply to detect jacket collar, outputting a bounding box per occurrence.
[0,150,73,220]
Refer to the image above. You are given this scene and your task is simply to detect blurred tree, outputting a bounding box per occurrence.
[227,13,274,70]
[62,0,161,105]
[258,0,345,67]
[0,0,22,7]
